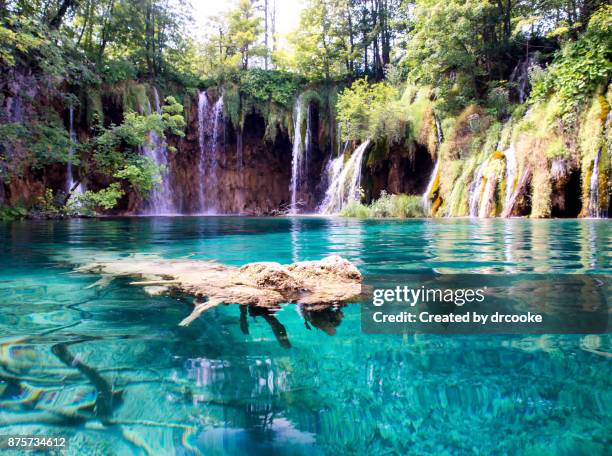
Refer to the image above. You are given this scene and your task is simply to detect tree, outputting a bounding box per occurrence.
[226,0,265,70]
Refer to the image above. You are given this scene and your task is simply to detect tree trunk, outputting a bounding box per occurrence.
[347,0,355,72]
[271,0,277,54]
[49,0,80,29]
[381,0,390,67]
[264,0,269,70]
[97,0,115,64]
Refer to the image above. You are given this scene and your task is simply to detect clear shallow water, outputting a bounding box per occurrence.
[0,217,610,455]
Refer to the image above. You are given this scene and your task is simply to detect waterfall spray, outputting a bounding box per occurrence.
[290,95,304,214]
[196,92,224,214]
[66,106,83,195]
[197,91,209,212]
[141,88,175,215]
[209,95,224,213]
[503,143,517,209]
[588,110,611,218]
[422,114,444,212]
[468,162,486,217]
[318,140,371,214]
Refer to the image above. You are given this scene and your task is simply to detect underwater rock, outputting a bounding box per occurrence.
[75,255,362,326]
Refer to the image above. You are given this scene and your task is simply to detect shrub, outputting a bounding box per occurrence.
[73,183,125,215]
[238,69,302,108]
[340,200,371,218]
[341,192,425,218]
[487,87,510,119]
[0,203,28,221]
[114,156,162,195]
[530,6,611,118]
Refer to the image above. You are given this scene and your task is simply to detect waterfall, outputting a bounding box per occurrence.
[510,53,537,103]
[468,161,486,217]
[422,158,440,212]
[588,111,611,217]
[318,139,371,214]
[142,88,175,215]
[422,114,444,212]
[434,114,444,145]
[290,95,304,214]
[209,95,224,213]
[503,143,517,209]
[66,106,83,195]
[304,102,312,173]
[196,92,224,213]
[197,91,209,212]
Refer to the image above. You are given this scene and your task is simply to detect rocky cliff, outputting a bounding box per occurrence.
[1,70,610,218]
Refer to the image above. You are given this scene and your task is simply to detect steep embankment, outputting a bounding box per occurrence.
[1,67,609,218]
[419,88,611,219]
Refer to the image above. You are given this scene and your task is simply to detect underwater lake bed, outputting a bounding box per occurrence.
[0,217,610,455]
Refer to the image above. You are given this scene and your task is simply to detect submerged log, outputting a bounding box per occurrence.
[75,255,363,326]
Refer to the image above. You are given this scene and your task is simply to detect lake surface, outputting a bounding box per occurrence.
[0,217,610,455]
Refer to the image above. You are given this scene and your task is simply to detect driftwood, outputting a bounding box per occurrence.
[75,255,362,326]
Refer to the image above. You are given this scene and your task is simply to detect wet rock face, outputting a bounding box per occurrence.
[550,159,582,217]
[0,65,62,205]
[163,103,294,215]
[364,142,435,202]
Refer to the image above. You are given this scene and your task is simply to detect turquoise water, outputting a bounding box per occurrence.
[0,217,610,455]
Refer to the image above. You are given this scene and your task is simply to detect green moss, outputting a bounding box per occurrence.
[125,83,149,113]
[366,139,389,167]
[405,87,433,143]
[445,159,473,217]
[578,93,610,213]
[483,121,502,154]
[437,159,463,215]
[223,83,241,130]
[85,90,103,127]
[531,167,552,218]
[545,138,570,159]
[265,103,292,141]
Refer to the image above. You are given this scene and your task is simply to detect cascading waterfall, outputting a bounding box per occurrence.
[290,95,304,214]
[468,162,486,217]
[197,91,209,212]
[197,92,224,213]
[422,159,440,211]
[588,110,611,217]
[66,106,83,195]
[503,143,517,209]
[422,114,444,211]
[510,53,537,103]
[304,102,312,172]
[318,139,371,214]
[142,88,175,214]
[209,95,224,212]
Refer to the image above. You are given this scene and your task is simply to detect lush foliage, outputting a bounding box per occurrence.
[341,192,425,218]
[337,79,406,143]
[530,6,612,118]
[1,0,610,220]
[237,70,302,107]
